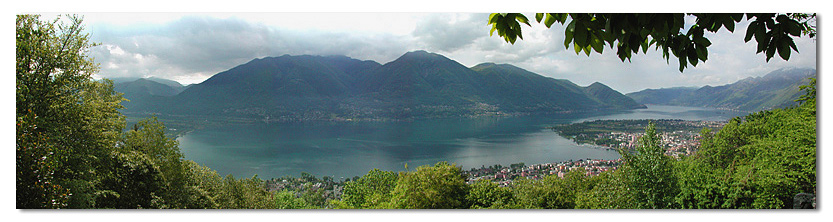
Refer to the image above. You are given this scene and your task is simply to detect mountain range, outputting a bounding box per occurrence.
[113,50,647,121]
[626,67,816,112]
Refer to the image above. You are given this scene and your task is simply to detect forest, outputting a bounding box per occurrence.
[16,14,816,209]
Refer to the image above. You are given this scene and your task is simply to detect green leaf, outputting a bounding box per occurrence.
[693,37,711,47]
[777,39,791,60]
[765,40,776,61]
[574,22,588,48]
[488,13,500,24]
[687,48,699,66]
[787,37,799,52]
[754,24,766,42]
[535,13,544,23]
[696,44,708,61]
[590,37,604,54]
[564,21,576,48]
[544,13,557,28]
[723,18,735,32]
[583,45,592,56]
[744,22,757,42]
[756,36,769,53]
[516,14,531,26]
[787,21,802,36]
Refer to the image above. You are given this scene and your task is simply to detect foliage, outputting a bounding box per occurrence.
[575,170,635,209]
[386,162,469,209]
[336,169,398,209]
[574,122,678,209]
[215,174,276,209]
[619,122,679,208]
[674,78,816,208]
[466,180,515,209]
[273,191,312,209]
[17,14,125,209]
[511,169,598,209]
[17,14,816,210]
[15,14,317,210]
[489,13,816,72]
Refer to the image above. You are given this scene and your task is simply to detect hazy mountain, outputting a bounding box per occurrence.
[470,63,631,112]
[113,77,191,113]
[112,77,188,94]
[118,50,645,120]
[626,67,816,112]
[625,87,698,105]
[584,82,648,110]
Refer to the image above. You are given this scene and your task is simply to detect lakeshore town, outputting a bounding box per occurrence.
[264,119,727,201]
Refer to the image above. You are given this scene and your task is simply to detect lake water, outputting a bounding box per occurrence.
[177,105,746,179]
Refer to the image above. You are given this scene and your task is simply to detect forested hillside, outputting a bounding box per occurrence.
[627,68,815,112]
[116,50,644,120]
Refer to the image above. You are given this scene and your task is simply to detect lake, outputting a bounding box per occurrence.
[176,105,746,179]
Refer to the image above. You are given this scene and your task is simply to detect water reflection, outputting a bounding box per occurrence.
[177,105,746,178]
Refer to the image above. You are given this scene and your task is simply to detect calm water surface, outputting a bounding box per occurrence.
[177,105,745,179]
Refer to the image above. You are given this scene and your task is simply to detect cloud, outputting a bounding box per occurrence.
[412,13,486,52]
[88,15,414,84]
[84,13,816,93]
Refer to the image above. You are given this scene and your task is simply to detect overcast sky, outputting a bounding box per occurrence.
[43,12,817,93]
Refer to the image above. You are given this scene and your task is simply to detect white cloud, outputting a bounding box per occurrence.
[82,13,816,91]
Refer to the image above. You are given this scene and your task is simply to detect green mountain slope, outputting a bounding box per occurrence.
[625,87,698,105]
[470,63,626,112]
[626,68,815,112]
[117,51,644,120]
[584,82,647,110]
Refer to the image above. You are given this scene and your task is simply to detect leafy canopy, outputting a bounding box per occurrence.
[488,13,816,72]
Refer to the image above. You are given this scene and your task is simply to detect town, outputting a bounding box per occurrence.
[551,119,727,157]
[463,159,622,187]
[262,119,728,204]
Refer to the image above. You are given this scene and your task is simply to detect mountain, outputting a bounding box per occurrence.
[118,50,645,120]
[626,87,698,105]
[626,67,816,112]
[469,63,643,112]
[115,78,181,97]
[168,55,380,117]
[584,82,647,110]
[113,77,191,112]
[357,50,485,105]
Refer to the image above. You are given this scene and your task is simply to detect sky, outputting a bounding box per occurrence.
[5,1,830,221]
[35,11,817,93]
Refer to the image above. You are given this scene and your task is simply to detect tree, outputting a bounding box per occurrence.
[466,180,515,209]
[386,162,469,209]
[488,13,816,72]
[511,169,596,209]
[617,122,678,208]
[336,169,398,209]
[575,170,635,209]
[673,79,816,209]
[118,117,189,208]
[17,14,125,208]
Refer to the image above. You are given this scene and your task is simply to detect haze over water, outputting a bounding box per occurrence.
[177,105,746,179]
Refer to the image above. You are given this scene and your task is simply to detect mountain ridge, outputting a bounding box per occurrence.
[114,50,645,121]
[626,67,816,112]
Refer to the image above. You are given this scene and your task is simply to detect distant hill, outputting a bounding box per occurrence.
[470,63,645,112]
[584,82,647,110]
[116,50,645,120]
[626,67,816,112]
[625,87,698,105]
[113,77,191,113]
